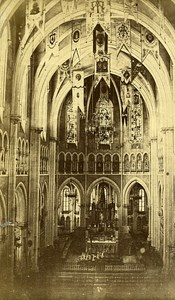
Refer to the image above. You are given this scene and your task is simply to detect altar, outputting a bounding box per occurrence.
[84,182,119,259]
[86,238,118,257]
[85,226,118,258]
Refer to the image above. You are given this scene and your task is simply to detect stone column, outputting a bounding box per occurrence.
[7,116,20,285]
[28,127,42,272]
[150,138,158,248]
[47,137,56,246]
[162,127,174,271]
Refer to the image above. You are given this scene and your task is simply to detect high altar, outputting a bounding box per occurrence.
[85,184,119,258]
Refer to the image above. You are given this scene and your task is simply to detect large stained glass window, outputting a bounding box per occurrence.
[130,90,143,148]
[66,97,77,145]
[94,96,114,148]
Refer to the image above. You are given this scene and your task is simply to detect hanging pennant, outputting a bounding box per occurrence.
[131,57,146,81]
[86,0,111,38]
[72,70,84,114]
[116,20,131,57]
[71,22,81,66]
[120,82,132,113]
[120,67,132,113]
[141,27,159,64]
[95,54,110,87]
[26,0,45,35]
[93,24,108,54]
[46,28,59,57]
[124,0,138,22]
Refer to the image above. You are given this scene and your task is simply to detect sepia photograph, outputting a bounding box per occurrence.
[0,0,175,299]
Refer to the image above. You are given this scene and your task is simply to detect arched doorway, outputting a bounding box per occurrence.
[57,181,81,233]
[14,184,27,274]
[127,183,149,240]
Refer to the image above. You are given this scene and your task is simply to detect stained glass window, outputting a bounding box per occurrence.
[113,154,119,173]
[88,154,95,173]
[78,154,84,173]
[66,97,77,145]
[130,90,143,148]
[72,153,78,173]
[63,188,69,212]
[137,153,142,172]
[124,154,130,172]
[139,189,145,212]
[130,154,136,172]
[94,97,114,147]
[65,153,71,174]
[96,154,103,173]
[143,153,149,172]
[104,154,111,173]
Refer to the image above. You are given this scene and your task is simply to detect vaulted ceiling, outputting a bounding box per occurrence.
[1,0,175,138]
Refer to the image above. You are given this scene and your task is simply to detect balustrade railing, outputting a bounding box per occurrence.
[60,262,145,272]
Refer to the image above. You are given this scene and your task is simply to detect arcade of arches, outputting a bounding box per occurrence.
[1,0,175,295]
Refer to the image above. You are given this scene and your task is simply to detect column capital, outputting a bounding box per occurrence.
[50,137,57,142]
[30,127,43,134]
[150,137,157,142]
[161,127,174,133]
[10,114,21,124]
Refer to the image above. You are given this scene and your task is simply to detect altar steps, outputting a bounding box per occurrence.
[46,269,163,288]
[40,268,165,300]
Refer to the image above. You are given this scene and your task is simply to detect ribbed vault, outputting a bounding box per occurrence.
[6,0,174,144]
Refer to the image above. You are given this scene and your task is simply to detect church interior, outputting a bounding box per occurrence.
[1,0,175,299]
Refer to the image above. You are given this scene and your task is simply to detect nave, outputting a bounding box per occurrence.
[1,1,175,298]
[2,228,174,300]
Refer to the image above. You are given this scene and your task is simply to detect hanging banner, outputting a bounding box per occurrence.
[86,0,111,38]
[120,67,132,113]
[26,0,45,35]
[93,24,108,55]
[46,28,59,57]
[94,54,110,87]
[124,0,138,22]
[72,70,84,114]
[141,27,159,64]
[116,20,131,57]
[120,82,132,113]
[71,22,81,66]
[131,57,146,81]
